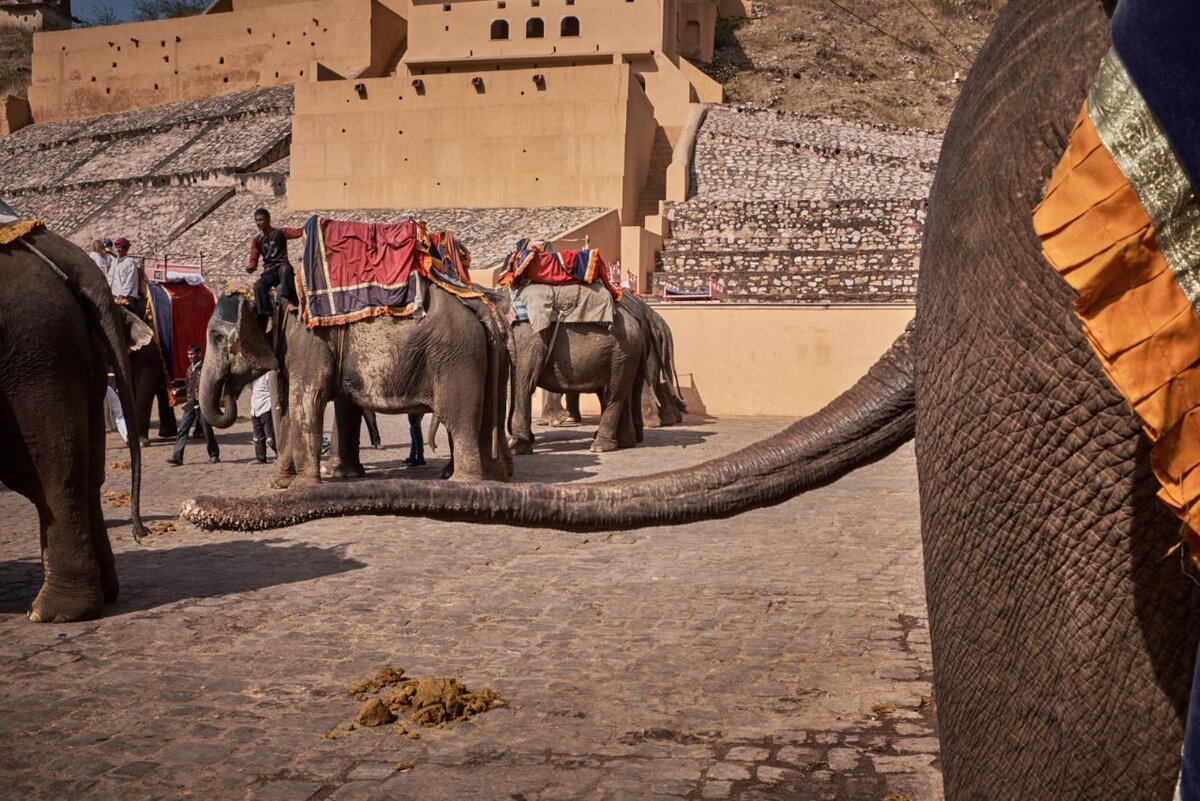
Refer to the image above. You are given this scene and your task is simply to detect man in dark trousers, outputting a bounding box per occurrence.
[246,207,303,328]
[167,344,220,465]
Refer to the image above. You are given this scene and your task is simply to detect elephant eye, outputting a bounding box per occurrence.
[212,333,225,345]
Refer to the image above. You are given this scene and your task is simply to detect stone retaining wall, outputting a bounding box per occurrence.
[653,105,939,303]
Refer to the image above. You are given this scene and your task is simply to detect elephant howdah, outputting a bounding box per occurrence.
[184,2,1200,797]
[0,214,147,624]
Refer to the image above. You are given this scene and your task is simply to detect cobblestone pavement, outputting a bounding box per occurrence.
[0,414,939,800]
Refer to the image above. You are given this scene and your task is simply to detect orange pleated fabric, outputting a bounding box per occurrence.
[0,219,42,245]
[1034,105,1200,561]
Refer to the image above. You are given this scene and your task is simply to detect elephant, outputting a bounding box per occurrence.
[505,287,646,454]
[184,1,1195,796]
[540,295,686,430]
[199,286,511,487]
[1,225,148,623]
[129,337,178,446]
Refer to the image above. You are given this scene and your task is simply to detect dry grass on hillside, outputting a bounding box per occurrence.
[0,25,33,97]
[704,0,1006,130]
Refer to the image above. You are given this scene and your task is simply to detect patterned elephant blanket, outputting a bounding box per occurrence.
[498,240,622,300]
[1034,0,1200,563]
[298,216,480,327]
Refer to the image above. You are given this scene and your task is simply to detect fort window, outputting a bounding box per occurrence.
[490,19,509,39]
[497,0,505,6]
[531,0,539,5]
[566,0,574,4]
[526,17,544,37]
[442,2,450,9]
[560,16,579,36]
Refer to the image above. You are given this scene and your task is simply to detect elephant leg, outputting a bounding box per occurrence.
[330,399,367,479]
[439,402,487,482]
[155,383,178,439]
[565,392,582,424]
[509,325,542,455]
[538,391,568,427]
[289,390,325,487]
[441,432,455,480]
[29,398,105,623]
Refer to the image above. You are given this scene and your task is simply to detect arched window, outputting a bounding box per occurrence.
[490,19,509,39]
[560,16,579,36]
[526,17,544,38]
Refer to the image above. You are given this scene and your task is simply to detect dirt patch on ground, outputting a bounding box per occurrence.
[146,521,177,537]
[101,490,131,508]
[705,0,1005,129]
[111,460,132,471]
[340,667,506,734]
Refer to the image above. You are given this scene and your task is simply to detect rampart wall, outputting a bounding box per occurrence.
[653,106,940,303]
[288,62,653,219]
[28,0,404,123]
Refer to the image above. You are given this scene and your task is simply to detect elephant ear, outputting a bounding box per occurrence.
[122,309,155,352]
[231,301,280,372]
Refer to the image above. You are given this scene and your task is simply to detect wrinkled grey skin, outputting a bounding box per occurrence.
[186,3,1197,796]
[200,289,509,486]
[507,295,646,454]
[541,295,685,429]
[0,228,148,623]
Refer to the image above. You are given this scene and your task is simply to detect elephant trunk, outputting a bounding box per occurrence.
[183,325,916,532]
[199,355,237,429]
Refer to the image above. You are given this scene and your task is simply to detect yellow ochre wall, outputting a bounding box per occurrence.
[573,305,914,417]
[289,62,656,217]
[29,0,393,122]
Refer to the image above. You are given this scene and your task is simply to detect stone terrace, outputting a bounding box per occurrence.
[653,106,941,304]
[0,88,607,277]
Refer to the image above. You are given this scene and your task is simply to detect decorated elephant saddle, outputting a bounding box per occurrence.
[0,198,42,246]
[1034,0,1200,562]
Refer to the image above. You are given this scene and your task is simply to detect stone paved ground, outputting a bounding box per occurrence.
[0,414,938,801]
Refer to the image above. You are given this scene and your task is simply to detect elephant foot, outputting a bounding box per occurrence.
[590,436,620,453]
[330,462,366,479]
[29,582,104,624]
[508,437,535,455]
[269,471,295,489]
[440,463,454,480]
[290,474,321,488]
[139,437,152,448]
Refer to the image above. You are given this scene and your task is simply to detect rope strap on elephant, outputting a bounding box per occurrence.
[1035,34,1200,564]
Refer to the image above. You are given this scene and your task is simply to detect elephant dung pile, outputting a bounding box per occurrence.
[348,667,505,730]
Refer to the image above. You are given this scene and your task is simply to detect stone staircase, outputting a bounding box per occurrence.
[653,197,924,302]
[649,106,939,303]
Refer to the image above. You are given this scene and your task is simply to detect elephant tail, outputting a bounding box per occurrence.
[182,323,916,532]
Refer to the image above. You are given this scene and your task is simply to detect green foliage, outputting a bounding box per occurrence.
[714,18,745,51]
[132,0,209,20]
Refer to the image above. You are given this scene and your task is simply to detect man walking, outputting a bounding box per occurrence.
[167,344,220,466]
[247,208,303,328]
[250,372,276,463]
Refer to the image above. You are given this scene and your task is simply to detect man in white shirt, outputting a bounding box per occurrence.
[250,372,276,463]
[108,237,143,318]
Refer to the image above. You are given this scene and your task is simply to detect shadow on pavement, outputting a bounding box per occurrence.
[0,538,366,617]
